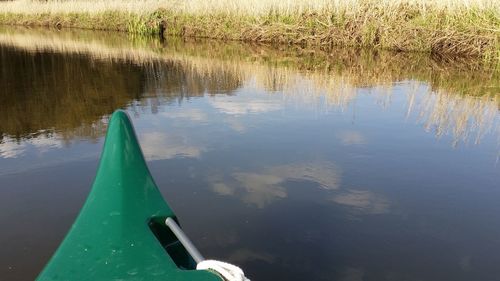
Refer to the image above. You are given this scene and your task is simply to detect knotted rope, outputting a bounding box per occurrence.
[197,260,250,281]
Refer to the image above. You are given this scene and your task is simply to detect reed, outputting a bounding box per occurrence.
[0,0,499,65]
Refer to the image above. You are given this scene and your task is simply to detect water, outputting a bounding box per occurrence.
[0,27,499,281]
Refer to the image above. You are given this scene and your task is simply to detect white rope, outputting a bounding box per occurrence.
[197,260,250,281]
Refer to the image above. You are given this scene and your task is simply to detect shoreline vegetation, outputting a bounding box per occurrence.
[0,0,499,68]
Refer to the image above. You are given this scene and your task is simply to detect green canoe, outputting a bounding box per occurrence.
[37,110,221,281]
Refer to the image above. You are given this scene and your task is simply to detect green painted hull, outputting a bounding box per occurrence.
[37,110,220,281]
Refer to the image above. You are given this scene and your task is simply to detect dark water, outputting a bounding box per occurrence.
[0,27,499,281]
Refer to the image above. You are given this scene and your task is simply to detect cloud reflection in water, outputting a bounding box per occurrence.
[0,135,63,159]
[331,189,390,214]
[139,132,204,161]
[210,97,282,116]
[210,161,341,208]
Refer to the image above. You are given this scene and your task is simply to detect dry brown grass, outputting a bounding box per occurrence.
[0,0,497,16]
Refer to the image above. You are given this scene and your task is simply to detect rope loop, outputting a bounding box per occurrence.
[197,260,250,281]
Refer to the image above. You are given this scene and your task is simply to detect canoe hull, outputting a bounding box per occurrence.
[37,111,220,281]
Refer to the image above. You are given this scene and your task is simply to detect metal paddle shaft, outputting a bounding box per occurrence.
[165,218,250,281]
[165,217,205,264]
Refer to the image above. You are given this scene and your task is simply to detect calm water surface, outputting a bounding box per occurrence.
[0,27,499,281]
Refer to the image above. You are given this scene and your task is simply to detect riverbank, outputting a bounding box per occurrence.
[0,0,499,67]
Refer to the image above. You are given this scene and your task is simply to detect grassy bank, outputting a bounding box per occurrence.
[0,0,499,65]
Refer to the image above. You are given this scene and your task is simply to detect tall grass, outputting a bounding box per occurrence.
[0,0,499,64]
[1,0,498,16]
